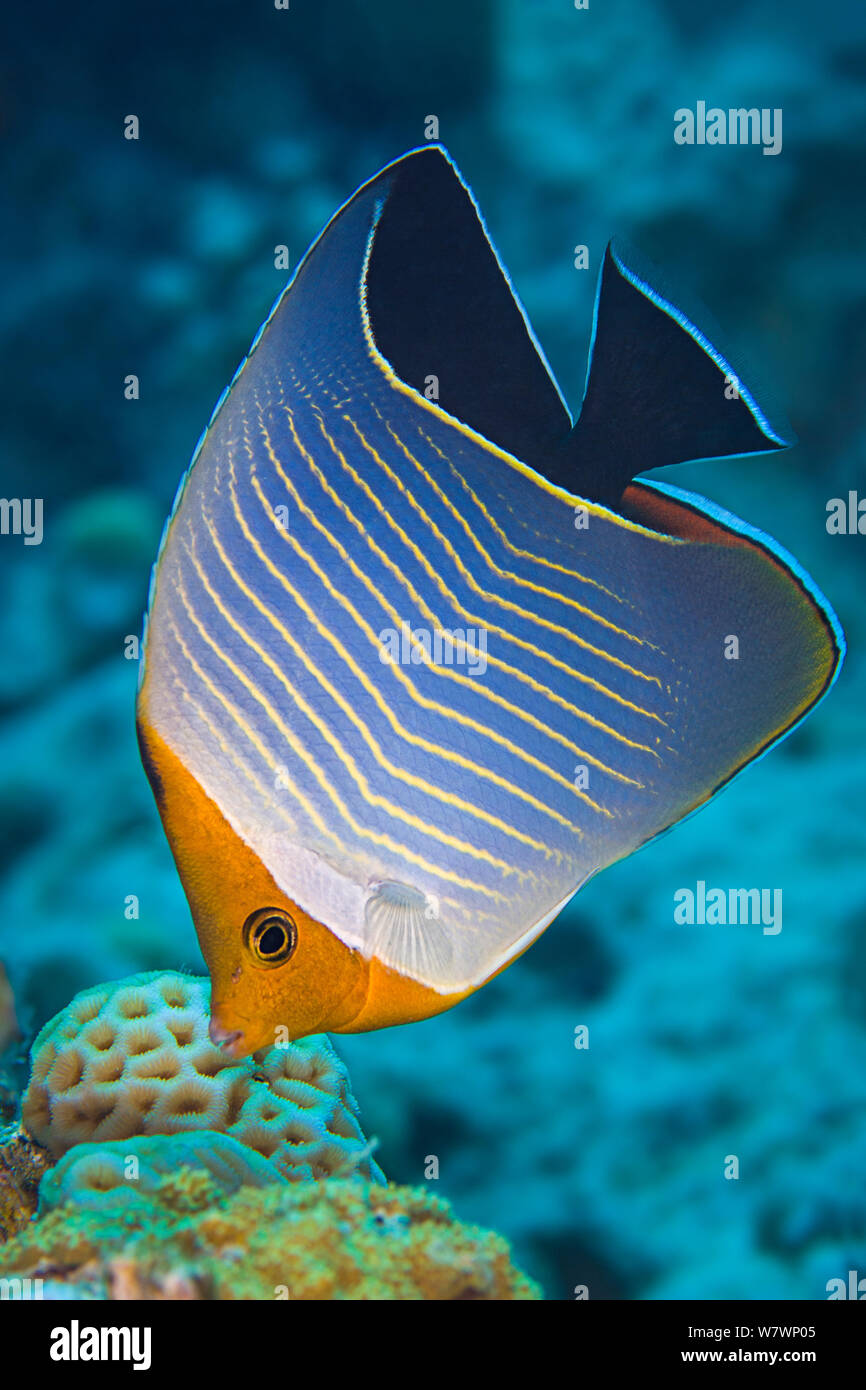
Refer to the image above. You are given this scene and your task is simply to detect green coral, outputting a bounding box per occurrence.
[38,1132,288,1212]
[0,1174,541,1300]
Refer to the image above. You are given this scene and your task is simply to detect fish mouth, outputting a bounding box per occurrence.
[208,1017,247,1058]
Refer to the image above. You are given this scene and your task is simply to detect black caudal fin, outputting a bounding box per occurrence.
[568,240,796,509]
[364,145,575,478]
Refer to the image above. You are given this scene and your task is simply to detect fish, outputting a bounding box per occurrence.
[137,145,844,1057]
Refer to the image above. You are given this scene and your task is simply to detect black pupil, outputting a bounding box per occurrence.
[258,922,286,956]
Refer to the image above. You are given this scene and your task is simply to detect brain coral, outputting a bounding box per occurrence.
[38,1132,288,1212]
[21,972,382,1182]
[0,1174,542,1300]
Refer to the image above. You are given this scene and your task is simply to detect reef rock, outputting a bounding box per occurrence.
[0,1128,50,1241]
[0,1173,541,1300]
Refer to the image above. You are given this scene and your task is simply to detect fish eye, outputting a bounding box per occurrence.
[242,907,298,968]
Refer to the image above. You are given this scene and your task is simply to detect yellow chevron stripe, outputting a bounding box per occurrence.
[339,409,668,724]
[288,382,662,715]
[263,405,651,782]
[174,556,508,902]
[245,458,622,815]
[372,402,661,648]
[233,456,604,832]
[160,650,299,839]
[188,529,530,881]
[254,408,640,796]
[199,498,569,867]
[484,473,652,598]
[409,418,671,653]
[302,403,665,761]
[411,420,642,609]
[384,412,673,665]
[166,616,343,853]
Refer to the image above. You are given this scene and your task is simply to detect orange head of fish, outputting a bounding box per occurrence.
[136,710,469,1057]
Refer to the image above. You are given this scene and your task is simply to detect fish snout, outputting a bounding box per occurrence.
[208,1016,246,1057]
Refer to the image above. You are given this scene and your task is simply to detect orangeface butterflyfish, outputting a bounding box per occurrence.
[137,145,844,1057]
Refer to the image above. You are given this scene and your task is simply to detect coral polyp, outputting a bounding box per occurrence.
[21,972,382,1182]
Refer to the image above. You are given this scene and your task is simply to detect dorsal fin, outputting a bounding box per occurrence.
[363,145,574,477]
[568,240,796,509]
